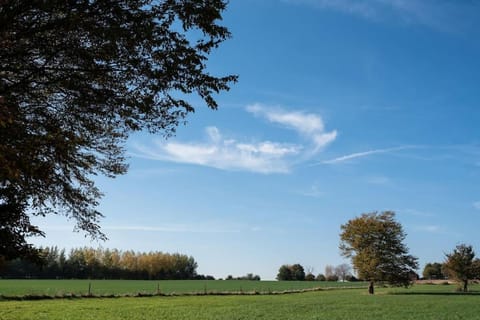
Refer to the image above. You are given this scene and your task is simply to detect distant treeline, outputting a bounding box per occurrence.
[225,273,261,281]
[1,247,204,280]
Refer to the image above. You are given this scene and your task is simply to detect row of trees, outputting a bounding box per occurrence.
[424,252,480,288]
[323,264,353,282]
[422,262,447,280]
[276,263,355,282]
[237,212,478,294]
[225,274,261,281]
[422,245,480,292]
[339,211,480,294]
[1,247,199,280]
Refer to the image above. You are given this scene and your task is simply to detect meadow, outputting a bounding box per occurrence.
[1,282,480,320]
[0,279,364,297]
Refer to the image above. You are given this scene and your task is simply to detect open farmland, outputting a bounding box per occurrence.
[0,280,364,297]
[1,284,480,320]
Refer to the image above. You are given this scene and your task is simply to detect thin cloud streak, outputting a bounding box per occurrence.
[42,224,243,234]
[365,175,391,185]
[295,184,325,198]
[321,146,412,164]
[285,0,480,33]
[399,208,434,218]
[103,225,241,234]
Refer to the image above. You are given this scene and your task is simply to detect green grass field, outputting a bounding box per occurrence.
[1,284,480,320]
[0,279,365,297]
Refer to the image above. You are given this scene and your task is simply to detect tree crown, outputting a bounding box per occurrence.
[0,0,237,261]
[339,211,418,286]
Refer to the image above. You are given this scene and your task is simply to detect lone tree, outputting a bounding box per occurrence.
[339,211,418,294]
[443,244,479,292]
[276,265,292,281]
[276,264,305,281]
[0,0,237,262]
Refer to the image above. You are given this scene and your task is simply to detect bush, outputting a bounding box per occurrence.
[305,273,315,281]
[326,275,339,282]
[316,274,326,281]
[345,275,358,282]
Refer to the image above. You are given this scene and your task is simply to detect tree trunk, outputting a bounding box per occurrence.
[463,280,468,292]
[368,281,374,295]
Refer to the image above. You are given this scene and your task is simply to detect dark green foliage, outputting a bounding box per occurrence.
[0,0,237,261]
[339,211,418,294]
[290,264,305,281]
[305,273,315,281]
[225,273,261,281]
[276,264,305,281]
[422,262,446,280]
[345,275,358,282]
[276,265,292,281]
[0,186,43,264]
[316,274,326,281]
[326,274,339,282]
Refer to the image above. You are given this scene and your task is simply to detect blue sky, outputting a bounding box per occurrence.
[33,0,480,280]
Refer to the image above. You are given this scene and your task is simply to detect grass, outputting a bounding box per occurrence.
[0,279,365,297]
[1,284,480,320]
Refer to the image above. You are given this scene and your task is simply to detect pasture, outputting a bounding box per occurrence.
[1,282,480,320]
[0,280,364,297]
[0,285,480,320]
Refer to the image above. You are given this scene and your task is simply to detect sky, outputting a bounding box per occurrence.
[32,0,480,280]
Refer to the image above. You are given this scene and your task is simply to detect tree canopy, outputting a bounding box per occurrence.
[443,244,480,292]
[2,246,199,280]
[0,0,237,261]
[339,211,418,294]
[422,262,445,280]
[276,264,305,281]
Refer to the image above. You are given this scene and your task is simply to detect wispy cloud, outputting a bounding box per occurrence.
[295,184,325,198]
[42,223,242,234]
[132,126,299,174]
[473,202,480,210]
[399,208,434,217]
[103,224,240,234]
[246,103,337,152]
[415,225,441,233]
[321,146,411,164]
[365,175,391,185]
[284,0,480,33]
[132,104,336,174]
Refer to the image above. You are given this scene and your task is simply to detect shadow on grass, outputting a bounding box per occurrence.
[389,291,480,296]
